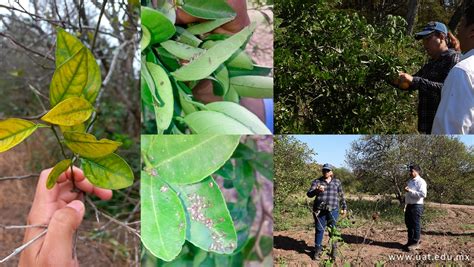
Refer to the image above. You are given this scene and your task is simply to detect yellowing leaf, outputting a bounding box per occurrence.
[46,159,72,189]
[41,97,93,126]
[63,131,121,158]
[53,29,102,107]
[0,118,39,153]
[60,123,86,133]
[82,153,134,189]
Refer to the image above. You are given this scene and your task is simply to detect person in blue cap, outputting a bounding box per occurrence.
[307,163,347,260]
[396,21,460,134]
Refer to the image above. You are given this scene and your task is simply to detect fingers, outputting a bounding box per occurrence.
[57,166,113,200]
[38,200,85,266]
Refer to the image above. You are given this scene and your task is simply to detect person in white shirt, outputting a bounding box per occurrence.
[403,164,427,251]
[432,5,474,134]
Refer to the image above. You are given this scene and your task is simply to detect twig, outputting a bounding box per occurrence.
[0,229,48,264]
[0,32,55,62]
[0,174,38,182]
[51,126,68,159]
[91,0,108,51]
[102,40,130,86]
[85,196,140,238]
[0,224,47,229]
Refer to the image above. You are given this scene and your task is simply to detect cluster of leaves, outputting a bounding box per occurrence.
[347,135,474,204]
[140,1,273,134]
[140,135,273,264]
[0,29,134,190]
[275,0,425,133]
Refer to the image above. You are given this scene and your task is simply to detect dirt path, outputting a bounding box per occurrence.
[274,204,474,266]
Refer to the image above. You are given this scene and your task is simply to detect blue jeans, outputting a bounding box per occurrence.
[313,209,339,249]
[405,204,424,244]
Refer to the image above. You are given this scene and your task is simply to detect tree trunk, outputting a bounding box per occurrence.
[448,0,474,31]
[406,0,420,34]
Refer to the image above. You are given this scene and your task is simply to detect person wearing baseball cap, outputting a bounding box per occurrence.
[403,164,427,252]
[307,163,347,260]
[396,21,460,134]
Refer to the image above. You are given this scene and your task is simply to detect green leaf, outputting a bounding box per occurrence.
[171,24,255,81]
[41,97,93,126]
[176,27,202,47]
[52,29,101,107]
[81,153,134,189]
[46,159,72,189]
[184,111,253,134]
[141,59,160,107]
[187,18,234,34]
[172,176,237,254]
[181,0,236,19]
[233,160,255,198]
[178,88,198,115]
[63,131,121,158]
[0,118,39,153]
[228,65,272,77]
[142,135,240,184]
[155,47,181,71]
[183,101,271,134]
[141,171,186,262]
[226,49,253,70]
[160,40,204,61]
[214,65,229,96]
[141,7,175,44]
[141,26,151,52]
[146,62,174,132]
[230,76,273,98]
[224,85,240,103]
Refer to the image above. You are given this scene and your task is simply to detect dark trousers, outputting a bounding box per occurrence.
[313,209,339,249]
[405,204,423,245]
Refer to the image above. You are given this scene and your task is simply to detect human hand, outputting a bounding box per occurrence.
[404,186,410,192]
[317,185,325,192]
[341,209,347,215]
[19,167,112,267]
[397,72,413,89]
[176,0,250,34]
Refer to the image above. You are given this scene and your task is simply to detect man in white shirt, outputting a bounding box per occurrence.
[404,164,427,251]
[432,5,474,134]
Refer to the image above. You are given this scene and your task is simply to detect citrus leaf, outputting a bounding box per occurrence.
[230,76,273,98]
[228,65,272,77]
[160,40,204,60]
[172,176,237,254]
[214,65,229,96]
[226,49,253,70]
[46,159,72,189]
[171,24,255,81]
[206,101,271,134]
[141,26,151,52]
[224,85,240,103]
[181,0,236,19]
[0,118,39,153]
[142,135,240,184]
[146,62,174,132]
[52,29,101,107]
[141,7,175,44]
[184,111,254,134]
[187,17,234,34]
[63,131,121,158]
[141,171,186,262]
[176,26,202,47]
[60,123,86,133]
[41,97,93,126]
[82,153,134,189]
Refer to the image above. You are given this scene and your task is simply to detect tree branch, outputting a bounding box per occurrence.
[91,0,108,51]
[0,174,38,182]
[0,229,48,264]
[0,32,55,61]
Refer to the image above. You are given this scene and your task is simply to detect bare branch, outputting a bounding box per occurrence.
[91,0,108,51]
[0,224,47,229]
[0,229,48,264]
[0,173,38,182]
[0,32,55,61]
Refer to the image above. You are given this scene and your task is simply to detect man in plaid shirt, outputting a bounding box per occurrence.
[307,163,347,260]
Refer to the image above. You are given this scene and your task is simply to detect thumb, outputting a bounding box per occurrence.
[39,200,85,265]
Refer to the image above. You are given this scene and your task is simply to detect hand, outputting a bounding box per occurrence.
[341,209,347,215]
[176,0,250,34]
[317,185,325,192]
[19,167,112,267]
[404,186,410,192]
[397,72,413,90]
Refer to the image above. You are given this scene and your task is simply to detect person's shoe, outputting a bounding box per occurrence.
[329,243,338,259]
[407,241,421,251]
[313,247,322,260]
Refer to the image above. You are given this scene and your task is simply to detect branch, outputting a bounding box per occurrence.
[91,0,108,51]
[0,224,47,229]
[0,32,55,62]
[0,174,38,182]
[0,229,48,264]
[18,111,47,120]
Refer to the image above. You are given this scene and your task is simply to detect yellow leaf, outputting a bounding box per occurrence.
[46,159,72,189]
[63,131,122,158]
[60,123,86,133]
[41,97,93,126]
[0,118,39,153]
[55,28,83,67]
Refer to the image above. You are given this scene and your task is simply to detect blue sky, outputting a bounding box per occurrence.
[293,135,473,170]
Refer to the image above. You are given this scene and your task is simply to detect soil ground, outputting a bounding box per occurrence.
[274,201,474,266]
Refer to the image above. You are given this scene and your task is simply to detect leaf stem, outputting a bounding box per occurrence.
[51,125,68,159]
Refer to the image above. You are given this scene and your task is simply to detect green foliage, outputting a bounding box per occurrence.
[141,136,273,264]
[140,3,272,134]
[0,29,134,190]
[275,0,424,133]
